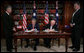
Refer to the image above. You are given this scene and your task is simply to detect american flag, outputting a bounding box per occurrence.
[22,1,27,31]
[44,1,49,24]
[33,1,37,19]
[55,1,59,26]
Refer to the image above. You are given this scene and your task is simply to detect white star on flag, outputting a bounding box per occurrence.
[56,13,59,16]
[33,13,36,16]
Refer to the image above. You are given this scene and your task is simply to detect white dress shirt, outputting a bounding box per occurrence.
[50,26,53,30]
[71,9,80,26]
[72,9,79,17]
[6,11,9,15]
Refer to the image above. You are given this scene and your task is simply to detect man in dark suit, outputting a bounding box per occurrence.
[69,2,83,51]
[2,5,16,52]
[43,19,58,48]
[25,18,39,51]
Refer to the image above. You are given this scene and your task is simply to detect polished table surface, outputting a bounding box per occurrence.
[13,31,71,52]
[14,31,71,37]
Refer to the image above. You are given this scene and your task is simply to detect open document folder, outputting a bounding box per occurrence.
[25,29,39,32]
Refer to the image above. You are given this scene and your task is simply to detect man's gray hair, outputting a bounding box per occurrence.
[74,1,80,6]
[4,5,12,11]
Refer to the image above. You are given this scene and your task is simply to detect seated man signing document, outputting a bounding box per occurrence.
[43,19,58,48]
[25,18,39,51]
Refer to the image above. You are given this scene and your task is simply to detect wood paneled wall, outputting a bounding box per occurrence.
[64,1,74,25]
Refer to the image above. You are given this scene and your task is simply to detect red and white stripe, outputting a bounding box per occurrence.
[44,13,49,24]
[23,14,27,31]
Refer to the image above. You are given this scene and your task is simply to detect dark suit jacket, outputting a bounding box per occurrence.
[27,23,40,31]
[44,24,58,31]
[70,9,81,29]
[80,9,83,36]
[2,12,14,35]
[70,9,83,36]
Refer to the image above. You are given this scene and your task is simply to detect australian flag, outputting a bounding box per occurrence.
[55,1,59,27]
[33,1,37,19]
[56,9,59,26]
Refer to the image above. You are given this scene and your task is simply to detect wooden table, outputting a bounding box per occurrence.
[13,31,71,52]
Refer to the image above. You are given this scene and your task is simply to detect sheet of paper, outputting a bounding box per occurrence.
[43,30,58,32]
[55,31,59,32]
[25,30,33,32]
[43,30,49,32]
